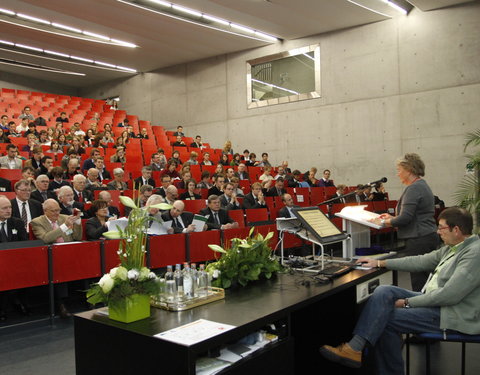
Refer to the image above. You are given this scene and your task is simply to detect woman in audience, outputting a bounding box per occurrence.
[200,152,213,166]
[156,148,168,169]
[369,153,439,291]
[160,160,180,179]
[38,130,51,146]
[70,136,85,155]
[304,167,318,187]
[55,122,65,135]
[137,128,149,139]
[106,168,128,191]
[246,152,259,166]
[197,171,212,189]
[0,128,11,143]
[220,154,230,166]
[110,146,126,164]
[48,140,63,154]
[121,130,130,144]
[176,171,192,189]
[114,136,126,149]
[86,200,111,240]
[169,150,183,166]
[57,133,69,148]
[214,164,224,177]
[46,127,56,141]
[230,153,241,166]
[100,130,115,147]
[179,179,201,200]
[185,151,199,166]
[84,129,96,146]
[222,140,233,155]
[104,123,112,133]
[259,166,274,189]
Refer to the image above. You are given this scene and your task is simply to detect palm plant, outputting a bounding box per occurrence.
[453,130,480,230]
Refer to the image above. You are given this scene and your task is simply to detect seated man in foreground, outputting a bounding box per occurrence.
[319,207,480,374]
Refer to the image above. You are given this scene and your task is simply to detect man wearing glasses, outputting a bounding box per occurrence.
[10,180,43,232]
[319,207,480,374]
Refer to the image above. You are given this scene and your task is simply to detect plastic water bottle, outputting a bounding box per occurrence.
[164,265,174,281]
[190,263,198,296]
[174,264,184,300]
[197,264,209,297]
[183,264,195,299]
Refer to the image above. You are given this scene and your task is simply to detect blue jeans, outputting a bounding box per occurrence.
[353,285,442,375]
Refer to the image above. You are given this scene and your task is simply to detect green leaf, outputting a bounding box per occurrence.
[208,244,227,253]
[149,203,172,210]
[264,232,274,242]
[119,196,138,209]
[103,231,122,239]
[222,278,231,289]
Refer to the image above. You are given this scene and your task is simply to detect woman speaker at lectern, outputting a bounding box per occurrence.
[370,153,439,291]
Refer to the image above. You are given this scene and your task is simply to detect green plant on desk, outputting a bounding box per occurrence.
[206,227,282,289]
[86,195,171,322]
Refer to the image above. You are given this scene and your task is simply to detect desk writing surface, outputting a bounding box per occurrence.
[76,268,387,350]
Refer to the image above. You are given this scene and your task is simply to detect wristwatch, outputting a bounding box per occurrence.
[403,298,411,308]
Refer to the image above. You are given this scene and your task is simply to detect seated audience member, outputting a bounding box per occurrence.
[230,153,242,167]
[48,140,63,154]
[98,190,121,218]
[0,176,11,192]
[277,193,300,218]
[31,175,57,203]
[243,182,267,209]
[57,133,69,147]
[57,186,85,216]
[71,123,85,137]
[0,128,10,143]
[21,166,37,191]
[230,177,244,197]
[7,121,21,137]
[190,135,203,149]
[134,166,155,189]
[318,169,335,187]
[197,171,212,189]
[114,136,126,149]
[219,182,242,210]
[156,175,171,198]
[49,166,70,191]
[266,177,286,197]
[0,195,28,241]
[235,163,250,181]
[176,171,192,190]
[72,174,93,203]
[200,152,213,166]
[63,159,80,181]
[0,144,23,169]
[224,167,236,183]
[162,200,196,234]
[179,179,201,200]
[348,184,368,203]
[15,117,29,133]
[55,111,69,123]
[100,130,115,147]
[22,133,38,155]
[107,168,128,191]
[304,167,318,187]
[274,165,287,180]
[85,168,108,191]
[242,149,250,162]
[23,122,39,139]
[184,151,199,166]
[222,140,233,155]
[286,169,302,188]
[86,200,111,240]
[145,194,165,223]
[327,184,347,204]
[257,152,272,168]
[281,160,292,174]
[137,128,149,139]
[168,150,183,166]
[94,157,111,181]
[128,184,153,213]
[245,152,259,167]
[36,155,54,177]
[150,153,164,171]
[18,106,35,122]
[0,114,9,130]
[70,135,86,155]
[110,146,126,163]
[11,179,43,231]
[38,130,50,146]
[208,175,225,197]
[319,208,480,373]
[219,154,230,166]
[173,125,185,137]
[116,118,128,128]
[160,160,180,180]
[199,195,238,230]
[164,185,178,205]
[61,148,79,170]
[213,164,224,179]
[259,167,274,189]
[173,135,186,147]
[82,148,101,172]
[370,182,387,201]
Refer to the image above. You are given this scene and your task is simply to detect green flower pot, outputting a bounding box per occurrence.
[108,294,151,323]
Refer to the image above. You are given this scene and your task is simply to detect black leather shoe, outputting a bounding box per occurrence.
[58,304,72,319]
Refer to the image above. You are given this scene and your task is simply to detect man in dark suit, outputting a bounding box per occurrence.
[172,135,186,147]
[266,178,287,197]
[11,180,43,232]
[0,177,11,192]
[49,166,71,192]
[318,169,335,187]
[161,200,197,234]
[285,170,302,188]
[199,195,239,230]
[155,175,171,198]
[235,163,250,181]
[98,191,121,218]
[243,182,267,209]
[277,193,300,218]
[0,195,29,320]
[173,125,184,137]
[57,186,87,217]
[72,174,93,204]
[219,182,242,210]
[81,148,101,172]
[31,175,57,203]
[134,166,156,189]
[327,184,348,204]
[94,157,111,182]
[208,175,224,197]
[190,135,203,149]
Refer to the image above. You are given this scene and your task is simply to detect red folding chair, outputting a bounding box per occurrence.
[245,208,269,225]
[51,242,102,283]
[227,209,245,227]
[188,230,221,263]
[222,227,251,249]
[149,233,186,269]
[183,199,207,214]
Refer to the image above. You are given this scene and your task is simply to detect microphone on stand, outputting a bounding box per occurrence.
[364,177,387,188]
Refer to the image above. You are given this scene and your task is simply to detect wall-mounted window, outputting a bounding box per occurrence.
[247,44,320,108]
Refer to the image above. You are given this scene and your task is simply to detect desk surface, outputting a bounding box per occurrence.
[76,268,387,350]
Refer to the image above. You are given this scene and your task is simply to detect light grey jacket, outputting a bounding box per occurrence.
[386,235,480,334]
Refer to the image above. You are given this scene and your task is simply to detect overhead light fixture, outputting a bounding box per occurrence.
[117,0,279,43]
[252,79,299,95]
[0,7,137,48]
[347,0,411,17]
[0,57,86,76]
[0,38,137,73]
[381,0,408,15]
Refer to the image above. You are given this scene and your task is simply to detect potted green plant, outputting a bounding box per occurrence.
[206,228,282,289]
[86,195,171,323]
[453,130,480,230]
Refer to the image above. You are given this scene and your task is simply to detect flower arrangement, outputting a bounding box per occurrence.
[206,228,282,289]
[86,195,171,307]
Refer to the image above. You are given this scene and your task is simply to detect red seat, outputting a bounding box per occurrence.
[0,169,22,180]
[245,208,269,225]
[310,187,326,205]
[182,199,207,214]
[227,209,245,227]
[372,201,387,213]
[0,246,49,291]
[188,230,221,263]
[222,227,251,248]
[149,233,186,269]
[253,224,279,249]
[51,241,101,283]
[103,239,122,272]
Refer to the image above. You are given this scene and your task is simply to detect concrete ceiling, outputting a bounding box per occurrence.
[0,0,475,88]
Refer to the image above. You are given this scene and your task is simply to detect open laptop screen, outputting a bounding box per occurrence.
[292,206,347,244]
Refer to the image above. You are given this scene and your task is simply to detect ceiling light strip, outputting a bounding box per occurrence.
[0,39,137,73]
[119,0,279,43]
[0,57,86,76]
[0,7,137,48]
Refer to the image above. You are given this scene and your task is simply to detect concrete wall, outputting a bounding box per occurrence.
[0,71,77,96]
[80,3,480,206]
